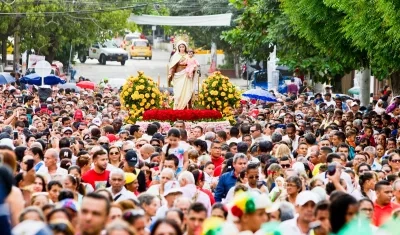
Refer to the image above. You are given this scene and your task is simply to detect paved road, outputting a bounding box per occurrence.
[74,49,249,89]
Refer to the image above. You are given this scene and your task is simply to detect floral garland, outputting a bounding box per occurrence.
[197,71,241,124]
[120,71,163,123]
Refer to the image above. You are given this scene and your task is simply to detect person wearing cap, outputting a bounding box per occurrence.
[122,150,147,193]
[230,191,270,234]
[279,191,319,235]
[125,172,139,195]
[62,127,73,138]
[155,181,182,220]
[350,101,360,114]
[324,85,332,94]
[323,93,335,107]
[92,118,102,128]
[107,169,137,202]
[283,112,294,124]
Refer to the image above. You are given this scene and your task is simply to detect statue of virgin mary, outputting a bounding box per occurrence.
[168,40,194,110]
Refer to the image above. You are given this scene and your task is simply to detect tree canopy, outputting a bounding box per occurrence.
[221,0,356,82]
[0,0,153,64]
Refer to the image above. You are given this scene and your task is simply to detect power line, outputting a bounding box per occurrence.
[0,4,146,16]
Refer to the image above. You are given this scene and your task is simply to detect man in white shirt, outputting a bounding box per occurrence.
[107,168,137,202]
[179,171,211,214]
[279,191,319,235]
[283,123,300,151]
[155,181,182,219]
[227,126,240,144]
[323,93,336,108]
[37,148,68,181]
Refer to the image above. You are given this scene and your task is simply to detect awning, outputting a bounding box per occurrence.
[128,14,232,26]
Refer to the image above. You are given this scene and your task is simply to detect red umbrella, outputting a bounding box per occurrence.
[76,81,96,90]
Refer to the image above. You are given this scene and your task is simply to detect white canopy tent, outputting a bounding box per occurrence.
[128,14,232,26]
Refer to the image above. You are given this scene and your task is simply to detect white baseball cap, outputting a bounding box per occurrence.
[163,181,182,197]
[92,118,101,127]
[296,191,319,206]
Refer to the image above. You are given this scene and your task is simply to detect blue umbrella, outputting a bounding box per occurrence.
[58,83,80,92]
[243,88,278,102]
[0,72,16,84]
[21,73,66,85]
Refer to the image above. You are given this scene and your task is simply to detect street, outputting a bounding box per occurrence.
[74,49,248,89]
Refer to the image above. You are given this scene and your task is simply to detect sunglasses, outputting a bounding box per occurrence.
[136,144,144,148]
[109,151,119,155]
[99,142,108,145]
[49,223,71,233]
[391,159,400,163]
[280,164,291,169]
[248,175,259,180]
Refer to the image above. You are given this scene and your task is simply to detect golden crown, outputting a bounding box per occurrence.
[175,33,190,47]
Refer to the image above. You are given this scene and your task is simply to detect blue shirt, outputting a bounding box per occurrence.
[34,161,44,172]
[214,171,237,202]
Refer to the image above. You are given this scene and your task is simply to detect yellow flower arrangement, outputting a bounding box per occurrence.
[197,71,241,124]
[120,71,163,123]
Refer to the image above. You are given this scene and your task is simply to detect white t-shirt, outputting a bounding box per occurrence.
[37,166,68,182]
[162,142,190,168]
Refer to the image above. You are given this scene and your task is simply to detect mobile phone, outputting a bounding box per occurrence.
[70,136,76,145]
[277,124,286,129]
[13,131,18,140]
[327,163,336,176]
[26,159,34,171]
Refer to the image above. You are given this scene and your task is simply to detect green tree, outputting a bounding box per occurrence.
[221,0,277,63]
[221,0,354,82]
[0,1,29,64]
[19,1,132,63]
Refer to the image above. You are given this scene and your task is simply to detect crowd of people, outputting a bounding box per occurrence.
[0,81,400,235]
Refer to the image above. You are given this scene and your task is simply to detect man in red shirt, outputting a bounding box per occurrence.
[287,78,298,96]
[82,149,110,190]
[210,141,225,177]
[373,180,400,226]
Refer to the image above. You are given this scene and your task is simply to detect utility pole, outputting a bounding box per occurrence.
[13,26,20,73]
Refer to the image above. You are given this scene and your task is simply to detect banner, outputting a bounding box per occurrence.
[129,14,232,26]
[28,55,45,69]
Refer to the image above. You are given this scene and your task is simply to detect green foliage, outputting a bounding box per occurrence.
[165,0,236,52]
[221,0,277,62]
[280,0,368,70]
[222,0,353,82]
[322,0,400,80]
[0,0,145,63]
